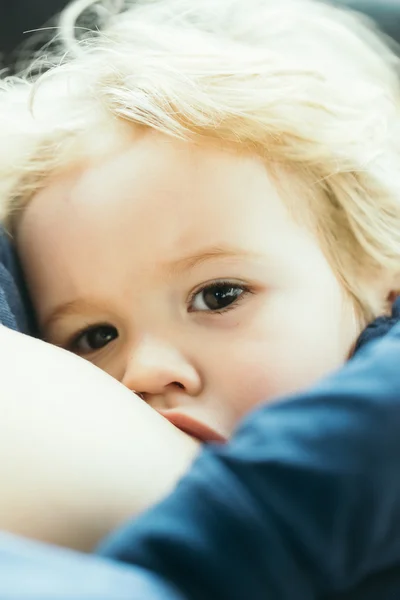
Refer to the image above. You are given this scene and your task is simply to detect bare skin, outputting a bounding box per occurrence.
[18,132,365,441]
[0,325,198,551]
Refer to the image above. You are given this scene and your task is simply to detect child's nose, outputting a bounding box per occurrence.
[121,335,202,402]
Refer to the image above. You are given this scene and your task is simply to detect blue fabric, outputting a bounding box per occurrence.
[354,299,400,352]
[0,231,32,333]
[0,532,185,600]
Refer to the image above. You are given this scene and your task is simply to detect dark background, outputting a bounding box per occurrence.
[1,0,400,69]
[0,0,69,66]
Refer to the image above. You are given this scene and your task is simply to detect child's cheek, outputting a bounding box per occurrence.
[206,342,290,428]
[214,337,342,428]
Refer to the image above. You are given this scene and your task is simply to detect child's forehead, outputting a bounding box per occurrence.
[18,130,332,329]
[21,131,314,264]
[65,131,300,222]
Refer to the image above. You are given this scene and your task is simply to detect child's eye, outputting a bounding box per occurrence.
[70,324,118,354]
[189,282,249,313]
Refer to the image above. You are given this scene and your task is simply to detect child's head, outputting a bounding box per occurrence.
[2,0,400,439]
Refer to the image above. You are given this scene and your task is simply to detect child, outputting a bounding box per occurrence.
[2,0,400,596]
[2,0,400,440]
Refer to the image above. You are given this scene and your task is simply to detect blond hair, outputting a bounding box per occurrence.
[1,0,400,319]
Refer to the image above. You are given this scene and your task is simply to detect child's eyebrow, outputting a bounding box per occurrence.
[166,246,261,274]
[42,299,105,333]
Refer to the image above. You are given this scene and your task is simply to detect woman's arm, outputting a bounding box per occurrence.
[0,325,198,551]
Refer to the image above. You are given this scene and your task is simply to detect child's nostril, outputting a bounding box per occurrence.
[173,382,185,390]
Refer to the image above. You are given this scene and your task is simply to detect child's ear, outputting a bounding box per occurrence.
[380,271,400,314]
[387,290,399,304]
[387,289,400,310]
[385,269,400,308]
[362,269,400,317]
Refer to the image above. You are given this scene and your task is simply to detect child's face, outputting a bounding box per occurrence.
[18,132,360,441]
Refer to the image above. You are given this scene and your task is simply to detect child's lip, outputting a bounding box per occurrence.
[157,410,227,443]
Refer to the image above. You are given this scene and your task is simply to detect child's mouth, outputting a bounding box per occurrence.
[157,410,227,444]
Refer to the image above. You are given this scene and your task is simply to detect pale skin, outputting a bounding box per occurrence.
[18,130,369,440]
[0,325,198,551]
[8,129,394,550]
